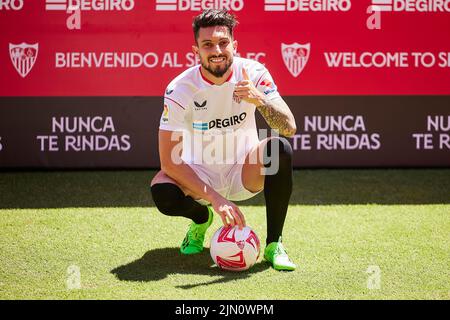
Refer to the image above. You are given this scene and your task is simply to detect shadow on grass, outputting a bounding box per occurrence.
[1,169,449,208]
[111,247,270,289]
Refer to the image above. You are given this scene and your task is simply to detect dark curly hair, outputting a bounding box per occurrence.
[192,9,238,43]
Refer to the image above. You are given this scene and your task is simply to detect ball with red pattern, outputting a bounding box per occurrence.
[210,226,260,271]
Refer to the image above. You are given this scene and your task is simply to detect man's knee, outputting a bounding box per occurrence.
[264,137,293,164]
[151,183,185,216]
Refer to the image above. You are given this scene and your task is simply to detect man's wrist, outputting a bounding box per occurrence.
[253,95,268,108]
[205,191,222,205]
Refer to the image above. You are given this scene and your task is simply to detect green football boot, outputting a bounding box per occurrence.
[180,206,214,255]
[264,237,297,271]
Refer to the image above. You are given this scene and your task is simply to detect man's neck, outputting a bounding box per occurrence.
[200,67,233,85]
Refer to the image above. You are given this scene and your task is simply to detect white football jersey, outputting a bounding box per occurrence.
[159,57,281,174]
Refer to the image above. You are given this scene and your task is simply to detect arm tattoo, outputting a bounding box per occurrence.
[256,98,296,137]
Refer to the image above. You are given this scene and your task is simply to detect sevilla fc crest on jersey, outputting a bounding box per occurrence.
[9,43,39,78]
[281,43,310,78]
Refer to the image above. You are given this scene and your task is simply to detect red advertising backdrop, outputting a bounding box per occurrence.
[1,0,450,96]
[0,0,449,168]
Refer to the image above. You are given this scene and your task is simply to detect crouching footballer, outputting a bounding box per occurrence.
[151,9,297,271]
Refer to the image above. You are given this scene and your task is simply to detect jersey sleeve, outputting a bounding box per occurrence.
[253,65,282,101]
[159,86,189,132]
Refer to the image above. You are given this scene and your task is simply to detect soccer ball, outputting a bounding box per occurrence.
[210,225,260,271]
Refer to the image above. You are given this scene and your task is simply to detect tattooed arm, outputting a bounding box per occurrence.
[234,68,297,137]
[254,96,297,137]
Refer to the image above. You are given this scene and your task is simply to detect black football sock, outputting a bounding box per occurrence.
[263,137,294,246]
[151,183,209,224]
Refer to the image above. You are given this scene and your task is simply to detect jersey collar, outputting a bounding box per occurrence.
[199,66,234,86]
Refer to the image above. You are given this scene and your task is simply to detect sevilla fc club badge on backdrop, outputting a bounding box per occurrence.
[281,43,310,78]
[9,43,39,78]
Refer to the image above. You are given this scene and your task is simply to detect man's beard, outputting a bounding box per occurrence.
[201,55,233,78]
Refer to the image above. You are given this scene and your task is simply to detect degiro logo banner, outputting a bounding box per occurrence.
[367,0,450,30]
[264,0,352,11]
[0,0,24,10]
[155,0,245,11]
[45,0,135,11]
[45,0,135,30]
[369,0,450,12]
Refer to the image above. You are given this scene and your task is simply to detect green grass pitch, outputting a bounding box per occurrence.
[0,169,449,299]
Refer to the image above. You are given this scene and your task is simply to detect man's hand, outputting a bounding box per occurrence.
[233,68,297,137]
[210,194,246,230]
[233,68,266,107]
